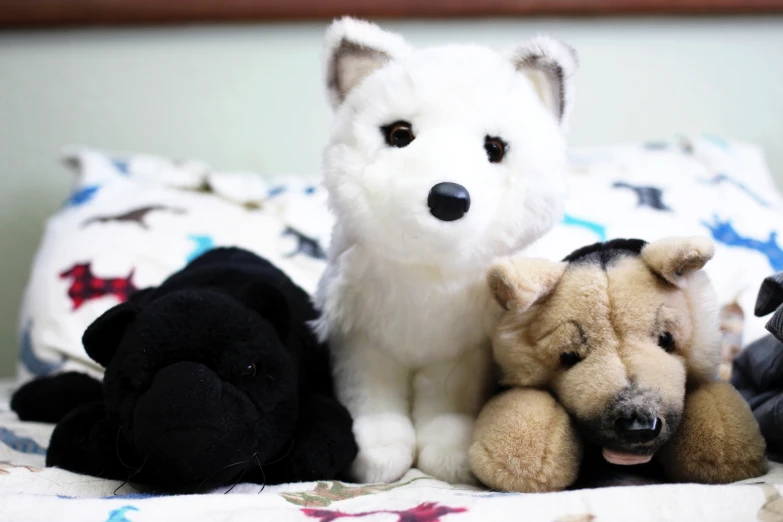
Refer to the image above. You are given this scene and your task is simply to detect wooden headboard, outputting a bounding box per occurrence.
[2,0,783,28]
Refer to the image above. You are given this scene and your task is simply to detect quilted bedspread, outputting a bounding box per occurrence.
[1,379,783,522]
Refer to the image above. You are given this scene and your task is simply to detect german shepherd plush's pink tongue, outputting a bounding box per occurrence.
[602,448,653,465]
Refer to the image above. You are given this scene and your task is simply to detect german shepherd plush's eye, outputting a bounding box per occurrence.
[658,331,675,353]
[560,351,582,368]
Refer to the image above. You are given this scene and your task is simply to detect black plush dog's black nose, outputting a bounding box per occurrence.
[428,182,470,222]
[615,416,662,443]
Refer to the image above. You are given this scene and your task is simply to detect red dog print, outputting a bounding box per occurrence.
[302,502,467,522]
[60,262,138,310]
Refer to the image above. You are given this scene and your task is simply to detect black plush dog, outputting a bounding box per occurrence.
[12,247,357,490]
[732,271,783,459]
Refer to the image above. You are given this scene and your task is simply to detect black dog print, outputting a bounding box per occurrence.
[82,205,186,230]
[283,227,327,260]
[613,182,672,212]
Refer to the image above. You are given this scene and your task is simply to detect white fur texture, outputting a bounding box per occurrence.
[314,17,577,484]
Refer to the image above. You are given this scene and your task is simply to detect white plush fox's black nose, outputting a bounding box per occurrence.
[427,182,470,222]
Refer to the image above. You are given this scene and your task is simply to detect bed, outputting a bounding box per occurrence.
[2,136,783,521]
[2,381,783,522]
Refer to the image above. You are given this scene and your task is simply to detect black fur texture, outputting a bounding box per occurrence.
[11,372,103,424]
[733,269,783,460]
[11,247,357,490]
[562,238,648,268]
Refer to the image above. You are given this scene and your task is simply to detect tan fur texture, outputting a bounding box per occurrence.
[718,301,744,381]
[487,258,566,311]
[470,388,582,492]
[657,381,768,483]
[640,236,714,288]
[472,237,767,492]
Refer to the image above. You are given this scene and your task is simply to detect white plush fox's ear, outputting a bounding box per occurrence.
[508,36,578,129]
[323,17,412,110]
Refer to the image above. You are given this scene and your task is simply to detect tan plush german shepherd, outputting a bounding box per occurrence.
[471,237,767,492]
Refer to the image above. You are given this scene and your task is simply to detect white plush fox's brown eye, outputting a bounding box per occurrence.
[382,121,415,148]
[484,136,506,163]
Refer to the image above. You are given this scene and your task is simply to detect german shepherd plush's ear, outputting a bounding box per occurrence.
[488,257,566,312]
[641,236,714,288]
[82,301,141,368]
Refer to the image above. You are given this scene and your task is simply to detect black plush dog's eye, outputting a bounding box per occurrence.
[241,363,257,377]
[382,121,415,148]
[560,351,582,368]
[658,332,675,353]
[484,136,506,163]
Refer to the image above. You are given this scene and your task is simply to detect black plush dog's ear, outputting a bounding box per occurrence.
[82,301,140,367]
[239,283,291,342]
[756,272,783,317]
[754,272,783,343]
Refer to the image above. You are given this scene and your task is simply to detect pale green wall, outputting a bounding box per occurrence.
[1,17,782,377]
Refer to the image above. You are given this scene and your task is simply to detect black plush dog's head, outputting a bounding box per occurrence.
[83,275,299,488]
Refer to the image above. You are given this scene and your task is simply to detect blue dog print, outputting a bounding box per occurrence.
[19,321,64,376]
[106,506,139,522]
[0,427,47,455]
[703,216,783,271]
[562,214,607,241]
[65,185,101,208]
[186,234,215,263]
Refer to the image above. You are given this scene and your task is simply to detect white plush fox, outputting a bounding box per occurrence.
[313,17,578,484]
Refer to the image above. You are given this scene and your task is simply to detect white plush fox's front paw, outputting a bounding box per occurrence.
[416,414,476,485]
[350,413,416,483]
